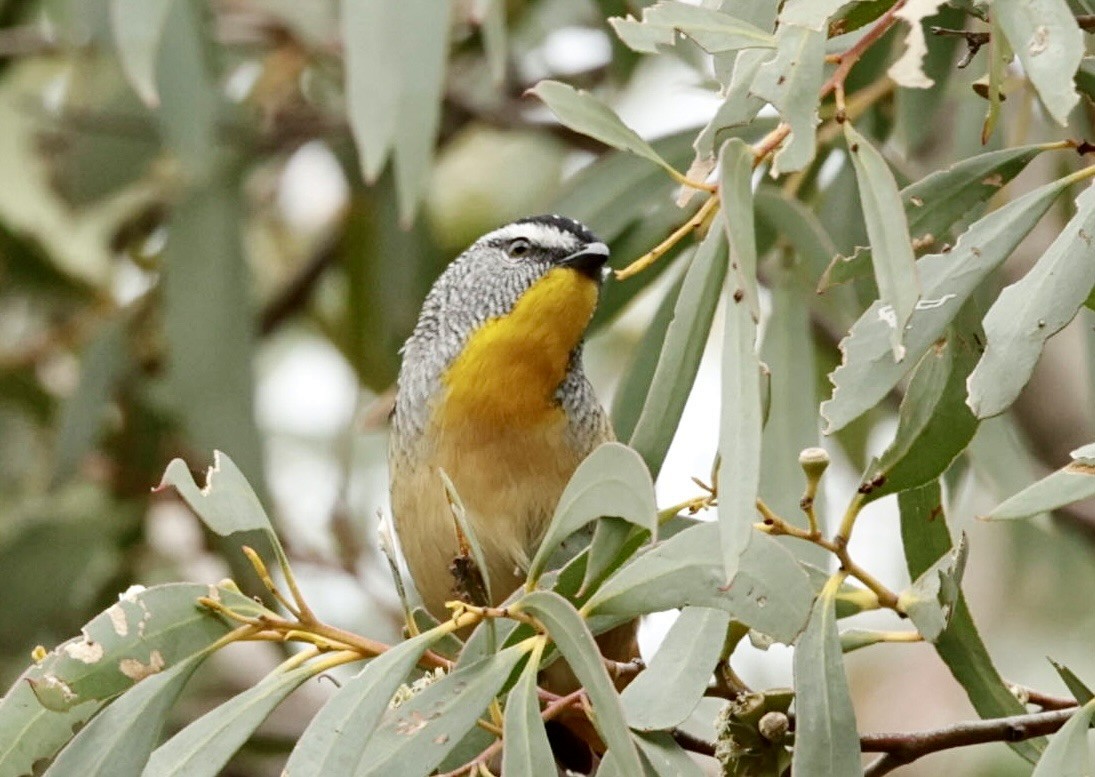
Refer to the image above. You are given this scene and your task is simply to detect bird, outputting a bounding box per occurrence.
[389,214,617,621]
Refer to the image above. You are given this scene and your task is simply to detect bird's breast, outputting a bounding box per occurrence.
[436,267,599,429]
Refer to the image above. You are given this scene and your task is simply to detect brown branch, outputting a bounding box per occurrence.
[861,706,1079,776]
[671,728,717,758]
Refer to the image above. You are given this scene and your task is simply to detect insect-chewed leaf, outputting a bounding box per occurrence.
[527,443,656,585]
[844,122,920,361]
[284,630,444,776]
[887,0,947,88]
[897,534,968,642]
[821,171,1078,434]
[501,646,555,777]
[779,0,852,30]
[528,81,676,177]
[609,1,776,54]
[984,442,1095,520]
[967,184,1095,419]
[621,607,729,731]
[143,661,317,777]
[0,675,97,777]
[993,0,1082,125]
[628,226,727,477]
[791,574,863,777]
[899,483,1044,761]
[110,0,174,106]
[44,655,204,777]
[517,591,643,775]
[719,139,759,319]
[355,646,525,777]
[1029,700,1095,777]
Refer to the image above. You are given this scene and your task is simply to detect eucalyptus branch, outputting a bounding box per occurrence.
[614,194,719,280]
[861,706,1080,776]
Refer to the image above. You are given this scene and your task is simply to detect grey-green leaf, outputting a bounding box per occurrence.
[110,0,174,106]
[984,442,1095,520]
[791,574,864,777]
[501,651,555,777]
[609,1,776,54]
[1029,700,1095,777]
[844,122,920,361]
[516,591,643,775]
[967,183,1095,418]
[356,647,524,777]
[46,656,204,777]
[528,81,676,178]
[897,534,968,642]
[1049,659,1095,704]
[717,278,762,579]
[628,227,728,476]
[822,171,1078,433]
[750,23,825,175]
[528,442,656,585]
[283,631,442,776]
[719,138,759,318]
[993,0,1082,125]
[143,662,317,777]
[621,607,730,730]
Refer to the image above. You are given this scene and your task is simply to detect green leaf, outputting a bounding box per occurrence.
[1049,659,1095,704]
[633,731,706,777]
[994,0,1082,125]
[627,226,728,476]
[984,442,1095,520]
[791,573,863,777]
[516,591,643,775]
[1030,700,1095,777]
[754,188,838,273]
[609,1,776,54]
[356,646,525,776]
[621,607,730,731]
[779,0,852,30]
[819,143,1049,291]
[0,675,97,777]
[110,0,174,106]
[52,318,129,485]
[45,656,204,777]
[528,80,677,178]
[750,23,825,174]
[342,0,451,222]
[693,50,771,160]
[968,183,1095,418]
[898,534,968,642]
[717,273,762,578]
[844,122,920,360]
[719,139,760,318]
[501,645,554,777]
[861,324,980,503]
[162,173,264,489]
[584,523,813,644]
[527,443,657,586]
[144,661,317,777]
[480,0,506,84]
[612,270,684,442]
[899,483,1044,761]
[821,170,1079,433]
[283,631,443,776]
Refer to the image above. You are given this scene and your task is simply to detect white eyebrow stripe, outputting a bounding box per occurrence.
[478,222,579,251]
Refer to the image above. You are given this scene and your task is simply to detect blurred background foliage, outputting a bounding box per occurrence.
[1,0,1094,774]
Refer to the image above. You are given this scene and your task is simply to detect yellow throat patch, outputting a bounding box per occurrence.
[438,267,599,429]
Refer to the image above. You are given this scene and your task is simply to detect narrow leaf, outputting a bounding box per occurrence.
[609,1,776,54]
[528,81,676,177]
[844,122,920,360]
[984,442,1095,520]
[1049,659,1095,704]
[719,138,759,318]
[342,0,397,180]
[501,647,554,777]
[283,631,442,776]
[822,171,1079,433]
[1029,700,1095,777]
[633,731,706,777]
[110,0,174,106]
[898,534,968,642]
[517,592,643,775]
[628,227,728,476]
[968,183,1095,418]
[791,574,863,777]
[528,443,656,585]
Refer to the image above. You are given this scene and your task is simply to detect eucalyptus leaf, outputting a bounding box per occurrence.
[791,573,863,777]
[110,0,174,106]
[719,138,759,319]
[1049,659,1095,704]
[897,534,968,642]
[501,647,555,777]
[984,442,1095,520]
[1029,699,1095,777]
[621,607,730,730]
[609,1,776,54]
[968,183,1095,418]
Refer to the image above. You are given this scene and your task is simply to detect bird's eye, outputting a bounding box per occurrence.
[506,238,532,258]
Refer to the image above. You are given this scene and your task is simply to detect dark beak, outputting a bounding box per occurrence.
[561,242,610,280]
